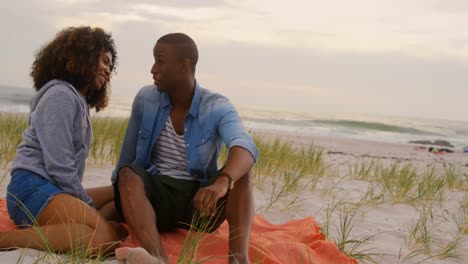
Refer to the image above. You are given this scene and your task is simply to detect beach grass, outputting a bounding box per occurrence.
[0,113,27,169]
[404,204,434,255]
[452,194,468,235]
[348,160,459,205]
[443,163,468,191]
[88,117,128,164]
[0,112,467,263]
[398,202,465,263]
[334,206,380,263]
[316,198,382,263]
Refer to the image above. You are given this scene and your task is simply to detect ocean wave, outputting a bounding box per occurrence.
[312,119,444,136]
[245,116,445,137]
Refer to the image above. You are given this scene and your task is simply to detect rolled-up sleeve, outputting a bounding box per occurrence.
[217,101,258,162]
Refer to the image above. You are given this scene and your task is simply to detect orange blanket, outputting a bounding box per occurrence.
[0,199,356,263]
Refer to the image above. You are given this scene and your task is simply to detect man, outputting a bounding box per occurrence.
[112,33,258,264]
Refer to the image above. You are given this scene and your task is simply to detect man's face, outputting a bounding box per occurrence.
[151,42,183,92]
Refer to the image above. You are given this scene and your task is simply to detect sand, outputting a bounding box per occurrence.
[254,130,467,263]
[0,130,466,263]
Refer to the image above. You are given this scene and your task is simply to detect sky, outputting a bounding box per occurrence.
[1,0,467,121]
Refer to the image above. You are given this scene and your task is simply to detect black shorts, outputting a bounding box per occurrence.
[114,165,227,233]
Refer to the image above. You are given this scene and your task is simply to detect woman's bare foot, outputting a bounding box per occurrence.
[115,247,167,264]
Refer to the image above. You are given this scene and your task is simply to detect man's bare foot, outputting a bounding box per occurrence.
[115,247,167,264]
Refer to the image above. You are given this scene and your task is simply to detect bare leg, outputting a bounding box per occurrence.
[86,186,114,208]
[117,167,168,262]
[97,201,121,221]
[226,171,254,264]
[86,186,120,221]
[0,193,127,256]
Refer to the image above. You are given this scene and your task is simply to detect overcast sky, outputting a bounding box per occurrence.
[1,0,467,121]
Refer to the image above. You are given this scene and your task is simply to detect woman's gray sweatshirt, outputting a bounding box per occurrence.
[11,79,93,205]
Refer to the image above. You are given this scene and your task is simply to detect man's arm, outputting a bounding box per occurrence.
[215,146,254,187]
[111,95,142,183]
[193,147,254,216]
[193,100,258,215]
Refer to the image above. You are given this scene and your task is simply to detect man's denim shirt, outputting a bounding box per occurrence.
[111,82,258,184]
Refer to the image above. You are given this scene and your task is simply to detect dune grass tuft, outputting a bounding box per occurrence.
[0,113,27,169]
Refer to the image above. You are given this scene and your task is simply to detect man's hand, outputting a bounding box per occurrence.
[193,176,230,216]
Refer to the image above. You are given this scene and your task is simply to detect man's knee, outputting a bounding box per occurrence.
[117,167,144,193]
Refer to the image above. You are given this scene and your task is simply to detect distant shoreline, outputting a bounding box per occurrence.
[1,109,467,150]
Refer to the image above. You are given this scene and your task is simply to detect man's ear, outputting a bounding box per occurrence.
[180,58,191,73]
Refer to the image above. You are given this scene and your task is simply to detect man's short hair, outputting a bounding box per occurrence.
[158,33,198,72]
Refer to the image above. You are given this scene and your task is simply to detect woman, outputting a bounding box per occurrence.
[2,26,126,256]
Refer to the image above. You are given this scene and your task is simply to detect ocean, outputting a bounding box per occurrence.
[1,85,467,149]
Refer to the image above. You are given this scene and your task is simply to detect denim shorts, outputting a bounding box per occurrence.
[6,169,63,228]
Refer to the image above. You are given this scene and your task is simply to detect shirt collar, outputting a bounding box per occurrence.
[188,80,201,118]
[160,91,171,107]
[159,80,201,118]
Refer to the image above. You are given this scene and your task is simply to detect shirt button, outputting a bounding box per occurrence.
[186,144,189,147]
[184,128,187,132]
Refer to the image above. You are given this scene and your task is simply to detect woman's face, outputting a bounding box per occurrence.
[94,51,113,90]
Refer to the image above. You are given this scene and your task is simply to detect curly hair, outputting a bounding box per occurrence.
[30,26,118,112]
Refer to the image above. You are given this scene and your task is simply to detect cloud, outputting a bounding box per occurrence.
[1,0,467,121]
[6,0,468,57]
[195,40,468,120]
